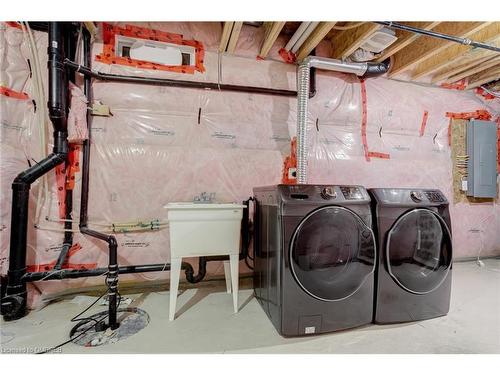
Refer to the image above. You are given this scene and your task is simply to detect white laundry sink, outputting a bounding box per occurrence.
[165,203,245,257]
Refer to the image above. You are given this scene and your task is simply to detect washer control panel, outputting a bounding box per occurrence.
[424,190,445,203]
[410,190,424,202]
[340,186,365,200]
[321,186,337,200]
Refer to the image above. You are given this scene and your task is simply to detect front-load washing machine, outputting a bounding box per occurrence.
[253,184,376,337]
[369,188,452,324]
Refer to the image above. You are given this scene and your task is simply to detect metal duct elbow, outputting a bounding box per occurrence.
[362,59,390,78]
[305,56,368,76]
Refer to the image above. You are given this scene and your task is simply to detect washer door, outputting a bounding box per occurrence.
[289,206,376,301]
[386,208,452,294]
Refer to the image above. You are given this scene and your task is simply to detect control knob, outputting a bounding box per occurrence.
[321,187,337,200]
[410,190,423,203]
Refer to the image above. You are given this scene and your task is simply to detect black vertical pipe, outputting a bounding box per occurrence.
[1,22,69,321]
[55,25,78,270]
[79,28,119,330]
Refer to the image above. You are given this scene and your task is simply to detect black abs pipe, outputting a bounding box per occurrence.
[64,59,298,97]
[54,29,78,271]
[79,28,121,330]
[22,262,197,282]
[376,21,500,53]
[1,23,69,321]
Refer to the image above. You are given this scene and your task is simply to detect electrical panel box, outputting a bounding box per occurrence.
[466,119,498,198]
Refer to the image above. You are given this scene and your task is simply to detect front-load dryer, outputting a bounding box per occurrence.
[369,188,452,324]
[253,184,376,337]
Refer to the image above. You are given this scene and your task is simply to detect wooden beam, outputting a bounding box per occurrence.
[467,65,500,89]
[331,22,383,59]
[411,22,498,79]
[444,56,500,84]
[375,22,441,62]
[388,22,489,77]
[259,22,286,58]
[219,22,234,53]
[296,22,337,61]
[226,22,243,54]
[432,54,495,83]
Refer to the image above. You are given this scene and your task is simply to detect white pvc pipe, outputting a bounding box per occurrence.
[284,22,311,51]
[291,22,319,53]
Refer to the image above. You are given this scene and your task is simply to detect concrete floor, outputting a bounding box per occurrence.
[1,259,499,354]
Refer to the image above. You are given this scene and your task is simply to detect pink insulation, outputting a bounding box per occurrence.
[0,22,499,308]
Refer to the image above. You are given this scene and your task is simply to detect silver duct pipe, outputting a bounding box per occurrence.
[296,56,388,184]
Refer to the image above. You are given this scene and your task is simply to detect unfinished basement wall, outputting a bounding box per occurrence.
[1,22,499,308]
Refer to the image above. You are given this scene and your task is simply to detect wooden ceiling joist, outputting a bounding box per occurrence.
[219,22,243,53]
[226,22,243,54]
[219,22,234,52]
[259,22,286,58]
[467,65,500,89]
[330,22,383,60]
[388,22,490,77]
[411,22,498,79]
[431,54,495,83]
[447,57,500,84]
[375,22,441,63]
[295,22,337,61]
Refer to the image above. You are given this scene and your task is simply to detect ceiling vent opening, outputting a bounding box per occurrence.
[359,27,397,53]
[348,27,398,62]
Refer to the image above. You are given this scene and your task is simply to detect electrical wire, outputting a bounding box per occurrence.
[21,22,50,226]
[244,256,254,270]
[479,85,500,98]
[474,214,500,273]
[70,288,108,325]
[37,279,122,354]
[36,313,108,354]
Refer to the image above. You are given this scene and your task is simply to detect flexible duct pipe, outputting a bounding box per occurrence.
[291,22,319,53]
[285,22,311,51]
[296,63,311,184]
[295,56,389,184]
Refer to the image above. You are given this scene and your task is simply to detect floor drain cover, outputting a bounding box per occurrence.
[70,307,149,347]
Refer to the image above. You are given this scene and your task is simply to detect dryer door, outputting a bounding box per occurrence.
[386,208,452,294]
[289,206,376,301]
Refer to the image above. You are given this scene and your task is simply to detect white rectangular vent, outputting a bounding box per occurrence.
[115,35,196,66]
[360,27,397,53]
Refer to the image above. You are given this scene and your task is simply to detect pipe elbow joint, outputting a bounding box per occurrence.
[12,174,31,187]
[108,236,118,247]
[362,59,390,78]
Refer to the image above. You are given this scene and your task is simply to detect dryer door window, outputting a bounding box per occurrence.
[386,208,452,294]
[290,206,376,301]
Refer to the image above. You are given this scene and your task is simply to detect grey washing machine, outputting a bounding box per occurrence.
[253,184,376,337]
[369,188,453,324]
